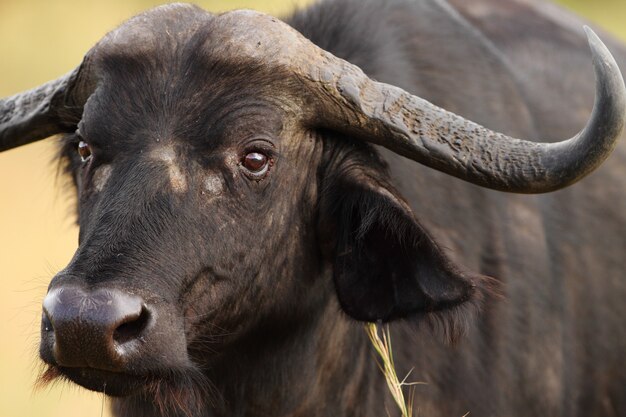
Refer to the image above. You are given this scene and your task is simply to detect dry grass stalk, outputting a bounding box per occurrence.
[365,322,423,417]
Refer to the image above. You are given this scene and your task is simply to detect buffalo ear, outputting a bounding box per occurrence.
[322,167,479,323]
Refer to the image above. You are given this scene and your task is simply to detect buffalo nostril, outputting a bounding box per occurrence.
[41,287,152,369]
[113,305,151,345]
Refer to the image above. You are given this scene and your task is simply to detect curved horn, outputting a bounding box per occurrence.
[216,12,625,193]
[309,26,626,193]
[0,61,92,153]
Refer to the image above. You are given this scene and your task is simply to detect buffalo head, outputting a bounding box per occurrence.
[1,3,624,415]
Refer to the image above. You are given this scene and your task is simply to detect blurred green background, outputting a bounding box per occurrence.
[0,1,623,416]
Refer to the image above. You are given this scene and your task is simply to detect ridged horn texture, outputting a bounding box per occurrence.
[215,11,626,193]
[0,65,88,152]
[312,26,626,193]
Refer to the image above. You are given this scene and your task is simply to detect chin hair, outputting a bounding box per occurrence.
[37,363,219,417]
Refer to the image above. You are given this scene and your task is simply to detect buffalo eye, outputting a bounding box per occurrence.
[77,140,92,162]
[242,151,269,175]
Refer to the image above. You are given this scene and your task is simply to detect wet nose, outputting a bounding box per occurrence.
[41,287,152,370]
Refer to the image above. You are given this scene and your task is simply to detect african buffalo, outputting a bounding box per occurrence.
[1,0,625,416]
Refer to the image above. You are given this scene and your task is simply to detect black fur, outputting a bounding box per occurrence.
[28,1,626,416]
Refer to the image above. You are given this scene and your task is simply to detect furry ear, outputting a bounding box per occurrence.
[321,158,479,323]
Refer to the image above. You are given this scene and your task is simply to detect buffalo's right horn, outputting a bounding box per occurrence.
[0,60,92,153]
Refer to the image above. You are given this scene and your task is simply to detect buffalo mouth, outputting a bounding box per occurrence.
[38,362,213,415]
[39,364,153,396]
[63,367,151,396]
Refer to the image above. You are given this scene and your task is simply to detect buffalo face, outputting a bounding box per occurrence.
[39,49,328,406]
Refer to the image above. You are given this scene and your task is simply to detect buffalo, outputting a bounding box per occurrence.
[1,0,625,416]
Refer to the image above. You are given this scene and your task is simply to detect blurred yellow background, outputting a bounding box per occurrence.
[0,1,624,416]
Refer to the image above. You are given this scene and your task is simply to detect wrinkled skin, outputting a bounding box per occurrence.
[50,38,330,393]
[14,0,626,416]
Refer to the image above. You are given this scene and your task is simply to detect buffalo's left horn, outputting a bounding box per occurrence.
[304,26,626,193]
[218,12,626,193]
[0,61,92,152]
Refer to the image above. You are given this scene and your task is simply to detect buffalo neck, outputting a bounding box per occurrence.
[204,299,386,417]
